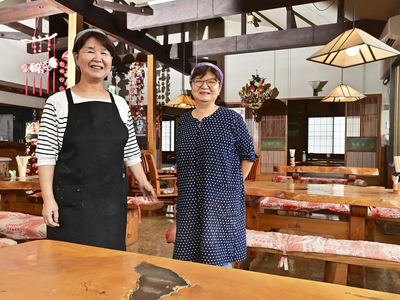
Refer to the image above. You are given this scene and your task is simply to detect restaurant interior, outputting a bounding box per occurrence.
[1,0,400,299]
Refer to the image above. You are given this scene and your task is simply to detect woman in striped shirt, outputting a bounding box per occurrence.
[36,28,156,251]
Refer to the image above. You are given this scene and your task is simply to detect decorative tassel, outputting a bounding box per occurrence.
[39,76,42,96]
[33,74,35,95]
[25,76,28,96]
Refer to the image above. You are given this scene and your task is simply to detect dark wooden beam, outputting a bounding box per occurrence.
[0,32,31,40]
[286,6,297,29]
[241,13,246,35]
[0,1,63,24]
[337,0,345,24]
[92,0,153,15]
[126,0,328,31]
[0,81,52,99]
[40,0,187,74]
[4,22,45,37]
[254,11,283,30]
[170,19,386,59]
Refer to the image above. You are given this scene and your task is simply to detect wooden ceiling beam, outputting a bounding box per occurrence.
[170,19,386,59]
[4,22,45,37]
[0,1,62,24]
[253,11,283,31]
[39,0,187,73]
[92,0,153,16]
[126,0,328,31]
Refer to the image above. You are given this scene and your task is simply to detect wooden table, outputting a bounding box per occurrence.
[0,177,140,246]
[244,181,400,285]
[273,165,379,184]
[0,176,41,215]
[0,240,398,300]
[157,167,177,175]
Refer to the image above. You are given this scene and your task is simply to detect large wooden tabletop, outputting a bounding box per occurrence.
[0,240,398,300]
[244,181,399,209]
[273,165,379,176]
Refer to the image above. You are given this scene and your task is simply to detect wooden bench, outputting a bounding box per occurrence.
[243,229,400,286]
[273,165,379,185]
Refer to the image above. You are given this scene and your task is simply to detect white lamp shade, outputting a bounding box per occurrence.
[321,84,366,102]
[307,28,400,68]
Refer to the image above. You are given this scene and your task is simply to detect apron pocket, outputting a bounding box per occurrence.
[54,187,83,208]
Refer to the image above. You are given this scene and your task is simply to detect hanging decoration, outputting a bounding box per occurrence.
[239,71,279,121]
[58,51,68,91]
[20,6,58,96]
[128,61,145,122]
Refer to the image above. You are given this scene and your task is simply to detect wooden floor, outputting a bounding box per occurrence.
[128,207,400,295]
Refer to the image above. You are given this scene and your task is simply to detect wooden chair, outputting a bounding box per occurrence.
[141,152,178,216]
[245,157,260,181]
[127,150,152,196]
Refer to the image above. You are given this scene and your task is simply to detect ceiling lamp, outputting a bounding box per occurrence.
[307,28,400,68]
[321,84,366,102]
[165,91,196,108]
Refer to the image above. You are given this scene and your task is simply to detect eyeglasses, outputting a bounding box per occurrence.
[191,78,220,87]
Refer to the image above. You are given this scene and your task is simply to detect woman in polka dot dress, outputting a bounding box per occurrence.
[173,63,257,268]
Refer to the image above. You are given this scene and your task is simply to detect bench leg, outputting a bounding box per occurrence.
[324,262,348,285]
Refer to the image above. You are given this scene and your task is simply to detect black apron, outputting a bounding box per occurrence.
[47,88,129,251]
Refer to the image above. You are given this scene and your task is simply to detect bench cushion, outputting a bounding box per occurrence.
[260,197,400,218]
[273,176,366,186]
[246,229,400,263]
[0,211,46,240]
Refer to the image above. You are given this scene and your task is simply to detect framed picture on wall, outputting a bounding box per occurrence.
[134,117,146,137]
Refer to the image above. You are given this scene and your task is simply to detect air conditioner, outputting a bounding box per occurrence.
[380,15,400,81]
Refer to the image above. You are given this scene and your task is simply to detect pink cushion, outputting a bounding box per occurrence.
[272,176,366,186]
[260,197,351,213]
[246,229,400,263]
[166,225,176,243]
[0,238,17,248]
[260,197,400,218]
[0,211,46,240]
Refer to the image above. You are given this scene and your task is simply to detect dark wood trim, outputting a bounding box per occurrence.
[169,20,385,59]
[0,81,52,99]
[0,1,62,24]
[126,0,328,31]
[92,0,153,15]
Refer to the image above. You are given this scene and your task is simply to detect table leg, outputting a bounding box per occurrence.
[0,192,16,211]
[348,205,368,287]
[245,195,260,230]
[292,172,301,184]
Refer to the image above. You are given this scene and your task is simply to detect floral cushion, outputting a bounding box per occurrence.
[0,211,46,240]
[260,197,400,218]
[246,229,400,270]
[272,176,366,186]
[0,238,17,248]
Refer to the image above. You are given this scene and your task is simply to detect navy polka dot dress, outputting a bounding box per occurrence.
[173,106,256,266]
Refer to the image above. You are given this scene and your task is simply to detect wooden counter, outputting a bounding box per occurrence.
[0,240,399,300]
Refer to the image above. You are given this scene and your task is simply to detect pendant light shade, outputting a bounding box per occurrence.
[321,84,366,102]
[165,92,196,108]
[307,28,400,68]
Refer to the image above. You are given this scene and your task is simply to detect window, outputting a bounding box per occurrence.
[162,120,175,152]
[308,117,345,154]
[347,116,361,137]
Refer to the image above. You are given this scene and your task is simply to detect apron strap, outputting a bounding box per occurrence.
[65,88,73,105]
[66,88,116,106]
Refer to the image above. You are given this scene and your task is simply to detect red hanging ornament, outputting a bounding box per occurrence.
[20,6,58,96]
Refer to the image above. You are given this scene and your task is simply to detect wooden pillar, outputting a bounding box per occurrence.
[67,13,83,87]
[147,55,157,160]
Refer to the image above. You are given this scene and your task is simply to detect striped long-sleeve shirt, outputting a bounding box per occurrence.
[36,90,141,167]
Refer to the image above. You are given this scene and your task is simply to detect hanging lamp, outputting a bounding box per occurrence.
[321,84,365,102]
[165,91,196,108]
[307,0,400,68]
